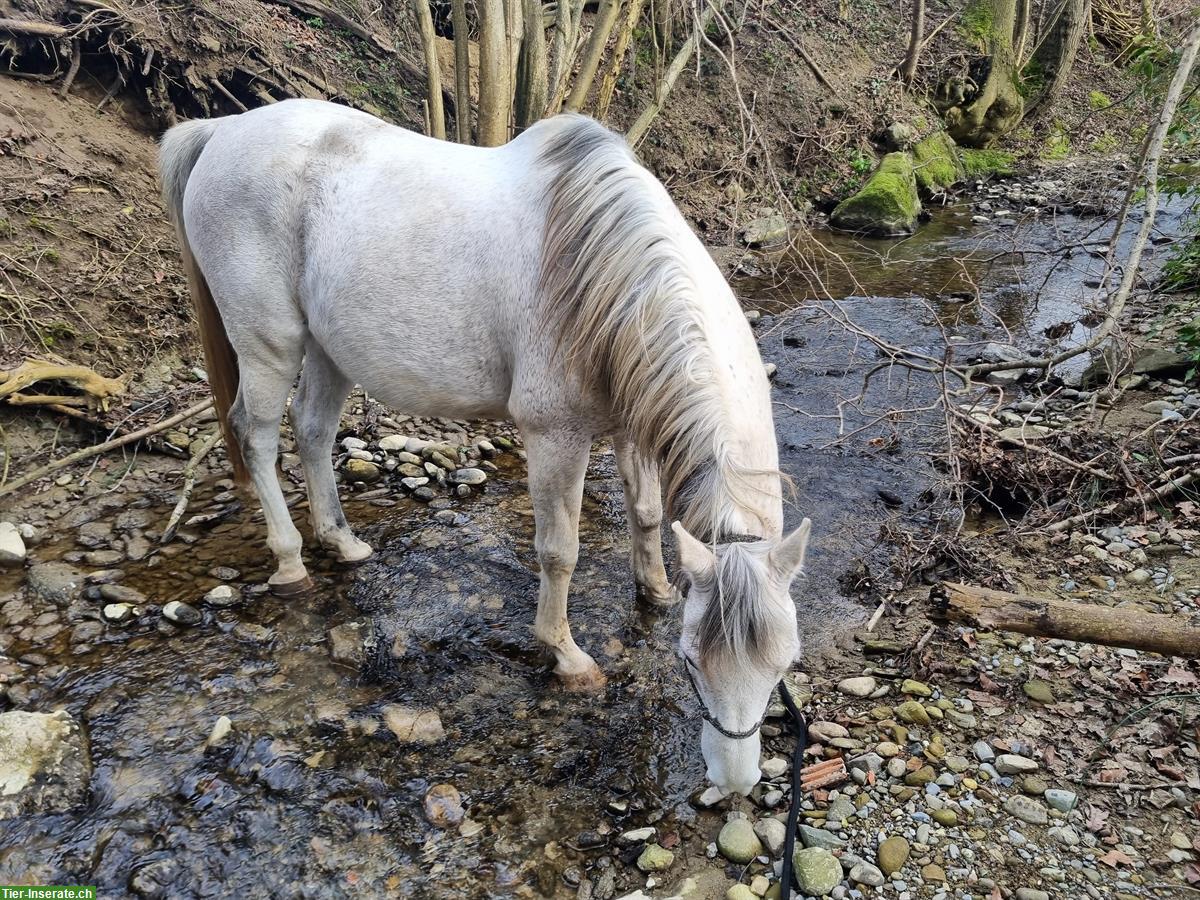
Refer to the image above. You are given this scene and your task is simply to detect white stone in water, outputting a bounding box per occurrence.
[103,603,136,623]
[378,434,411,452]
[450,468,487,486]
[162,600,201,626]
[0,522,26,567]
[382,705,445,745]
[619,826,656,845]
[206,715,232,747]
[341,437,367,451]
[695,785,726,808]
[203,584,238,607]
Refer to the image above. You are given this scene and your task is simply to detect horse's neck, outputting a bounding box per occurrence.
[679,277,784,542]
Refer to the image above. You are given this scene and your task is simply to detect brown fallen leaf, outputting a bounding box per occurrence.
[1084,804,1109,833]
[1098,767,1128,783]
[1098,849,1134,868]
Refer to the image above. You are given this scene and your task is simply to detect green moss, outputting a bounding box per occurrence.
[1044,125,1070,160]
[1088,90,1112,110]
[961,148,1016,177]
[912,131,964,194]
[1091,134,1118,153]
[830,152,922,236]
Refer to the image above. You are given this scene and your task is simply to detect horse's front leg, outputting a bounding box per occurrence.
[613,433,675,606]
[522,426,606,692]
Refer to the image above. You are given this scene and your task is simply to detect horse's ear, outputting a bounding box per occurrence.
[671,521,714,580]
[768,518,811,579]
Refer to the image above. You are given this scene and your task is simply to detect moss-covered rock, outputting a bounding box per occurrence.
[912,131,964,195]
[961,147,1016,177]
[830,152,921,236]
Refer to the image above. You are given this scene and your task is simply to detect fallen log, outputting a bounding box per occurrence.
[930,581,1200,659]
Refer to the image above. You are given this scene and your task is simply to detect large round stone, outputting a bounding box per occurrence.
[877,834,911,875]
[791,846,841,897]
[717,819,763,864]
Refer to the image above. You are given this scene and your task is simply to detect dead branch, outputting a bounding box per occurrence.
[1045,469,1198,533]
[161,428,222,544]
[761,13,839,94]
[209,76,249,112]
[932,581,1200,658]
[564,0,623,112]
[0,17,68,38]
[59,40,82,96]
[0,359,125,408]
[0,399,213,498]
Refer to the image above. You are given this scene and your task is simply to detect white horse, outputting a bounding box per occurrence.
[160,99,811,796]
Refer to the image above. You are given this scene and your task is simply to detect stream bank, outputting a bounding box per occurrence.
[1,166,1198,898]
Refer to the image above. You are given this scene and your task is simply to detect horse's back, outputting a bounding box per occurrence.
[180,99,554,420]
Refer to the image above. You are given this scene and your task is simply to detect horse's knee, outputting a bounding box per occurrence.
[538,545,577,577]
[632,497,662,532]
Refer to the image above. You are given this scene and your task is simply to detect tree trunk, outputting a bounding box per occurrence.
[1013,0,1031,64]
[411,0,446,139]
[1141,0,1156,37]
[1023,0,1090,119]
[478,0,511,146]
[565,0,624,111]
[596,0,646,118]
[939,0,1025,147]
[653,0,673,54]
[452,0,472,143]
[547,0,581,113]
[504,0,525,103]
[515,0,549,127]
[899,0,926,83]
[627,0,723,145]
[932,582,1200,659]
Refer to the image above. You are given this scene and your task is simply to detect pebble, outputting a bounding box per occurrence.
[792,847,841,897]
[450,468,488,486]
[382,705,445,744]
[0,522,26,566]
[995,754,1039,775]
[753,818,786,857]
[809,721,849,742]
[850,861,885,887]
[636,843,674,872]
[799,824,846,851]
[162,600,201,626]
[1044,789,1078,812]
[761,757,789,779]
[102,602,136,624]
[206,715,232,747]
[202,584,239,607]
[837,676,877,697]
[423,783,465,827]
[895,701,931,725]
[717,819,762,863]
[1004,795,1049,825]
[877,835,910,875]
[619,827,656,846]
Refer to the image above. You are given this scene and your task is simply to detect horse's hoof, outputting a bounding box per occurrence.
[269,574,315,597]
[637,581,680,608]
[557,662,607,693]
[335,542,374,565]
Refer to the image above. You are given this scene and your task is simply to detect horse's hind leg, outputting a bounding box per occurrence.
[228,335,309,594]
[613,433,675,606]
[522,426,606,692]
[290,342,373,563]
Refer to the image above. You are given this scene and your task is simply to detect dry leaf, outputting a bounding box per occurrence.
[1098,849,1134,868]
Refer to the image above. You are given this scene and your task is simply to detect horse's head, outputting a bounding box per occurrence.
[671,519,811,797]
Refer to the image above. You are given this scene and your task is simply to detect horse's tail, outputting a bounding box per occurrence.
[160,119,248,486]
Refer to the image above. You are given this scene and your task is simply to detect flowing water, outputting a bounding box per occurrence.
[0,189,1195,898]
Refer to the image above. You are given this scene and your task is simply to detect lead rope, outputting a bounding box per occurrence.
[777,679,807,899]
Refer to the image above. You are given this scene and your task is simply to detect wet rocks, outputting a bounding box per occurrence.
[0,709,91,820]
[162,601,201,626]
[327,621,366,667]
[423,783,465,827]
[717,819,762,863]
[99,583,147,605]
[102,603,137,624]
[619,826,656,846]
[740,212,788,247]
[877,835,910,874]
[0,522,26,566]
[202,584,239,608]
[343,458,381,482]
[791,846,841,897]
[382,705,445,744]
[449,468,487,486]
[635,843,675,872]
[26,561,85,604]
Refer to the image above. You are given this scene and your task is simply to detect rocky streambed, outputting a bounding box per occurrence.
[1,172,1197,898]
